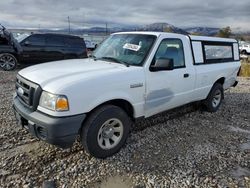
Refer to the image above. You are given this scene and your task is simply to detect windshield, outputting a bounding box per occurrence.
[16,33,30,43]
[93,34,156,66]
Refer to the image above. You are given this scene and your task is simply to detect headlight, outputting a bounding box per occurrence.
[39,91,69,111]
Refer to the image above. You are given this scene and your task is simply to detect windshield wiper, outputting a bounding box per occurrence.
[98,56,130,67]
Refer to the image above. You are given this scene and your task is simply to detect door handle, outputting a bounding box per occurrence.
[184,73,189,78]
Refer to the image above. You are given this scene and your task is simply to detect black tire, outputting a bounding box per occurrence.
[81,105,131,158]
[204,83,224,112]
[0,53,17,71]
[241,50,247,55]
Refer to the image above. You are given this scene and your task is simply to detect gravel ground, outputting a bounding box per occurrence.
[0,70,250,188]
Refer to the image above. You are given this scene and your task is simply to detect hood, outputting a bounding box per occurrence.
[18,58,129,89]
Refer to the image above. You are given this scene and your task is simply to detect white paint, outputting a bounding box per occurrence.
[189,35,237,43]
[192,41,204,63]
[239,44,250,53]
[233,43,240,60]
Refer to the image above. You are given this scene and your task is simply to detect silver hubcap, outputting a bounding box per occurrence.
[0,54,16,70]
[97,118,124,150]
[212,89,222,108]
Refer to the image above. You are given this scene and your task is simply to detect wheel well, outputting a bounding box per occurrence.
[103,99,134,118]
[11,53,19,62]
[215,77,225,86]
[79,99,134,135]
[88,99,134,120]
[0,52,18,61]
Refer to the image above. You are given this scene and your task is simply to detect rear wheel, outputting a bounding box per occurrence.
[81,105,131,158]
[204,83,224,112]
[0,53,17,71]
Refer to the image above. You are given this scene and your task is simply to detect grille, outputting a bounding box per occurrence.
[15,75,41,110]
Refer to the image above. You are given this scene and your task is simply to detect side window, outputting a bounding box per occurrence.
[25,35,45,46]
[154,39,185,68]
[65,37,84,48]
[46,35,65,46]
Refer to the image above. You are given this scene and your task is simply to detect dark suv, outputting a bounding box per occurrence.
[0,26,87,71]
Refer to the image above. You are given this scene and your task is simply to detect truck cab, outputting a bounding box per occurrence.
[13,32,240,158]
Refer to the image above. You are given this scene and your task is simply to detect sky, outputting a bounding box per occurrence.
[0,0,250,31]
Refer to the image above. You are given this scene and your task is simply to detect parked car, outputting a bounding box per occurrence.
[239,43,250,55]
[83,35,107,50]
[0,25,88,71]
[13,32,240,158]
[84,40,97,49]
[0,25,23,71]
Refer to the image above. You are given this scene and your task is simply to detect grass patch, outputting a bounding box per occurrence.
[240,58,250,77]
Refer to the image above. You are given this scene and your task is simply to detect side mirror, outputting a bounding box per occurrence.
[150,58,174,72]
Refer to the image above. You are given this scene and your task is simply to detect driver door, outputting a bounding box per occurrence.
[145,36,195,117]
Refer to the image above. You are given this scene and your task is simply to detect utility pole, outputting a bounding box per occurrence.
[68,16,71,34]
[105,22,108,36]
[83,14,85,35]
[83,22,84,35]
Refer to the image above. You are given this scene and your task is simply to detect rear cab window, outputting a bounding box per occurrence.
[191,38,239,65]
[202,42,234,63]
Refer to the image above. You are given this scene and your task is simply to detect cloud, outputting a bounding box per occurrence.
[0,0,249,31]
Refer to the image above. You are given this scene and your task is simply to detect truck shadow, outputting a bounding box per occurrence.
[133,101,202,132]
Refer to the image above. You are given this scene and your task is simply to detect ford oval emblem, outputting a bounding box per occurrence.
[17,87,24,95]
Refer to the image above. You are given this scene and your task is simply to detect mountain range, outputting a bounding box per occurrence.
[10,22,250,36]
[139,23,188,34]
[184,27,220,36]
[37,22,189,35]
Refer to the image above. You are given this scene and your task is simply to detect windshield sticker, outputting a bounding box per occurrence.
[123,43,141,51]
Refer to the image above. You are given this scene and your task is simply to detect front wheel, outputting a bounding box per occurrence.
[204,83,224,112]
[0,53,17,71]
[81,105,131,158]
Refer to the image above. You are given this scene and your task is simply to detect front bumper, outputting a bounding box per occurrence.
[13,96,86,148]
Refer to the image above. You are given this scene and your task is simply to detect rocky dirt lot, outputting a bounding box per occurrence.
[0,70,250,188]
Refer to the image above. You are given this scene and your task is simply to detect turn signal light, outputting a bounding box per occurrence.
[56,97,69,111]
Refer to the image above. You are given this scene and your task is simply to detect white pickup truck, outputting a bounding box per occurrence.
[239,43,250,54]
[13,32,240,158]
